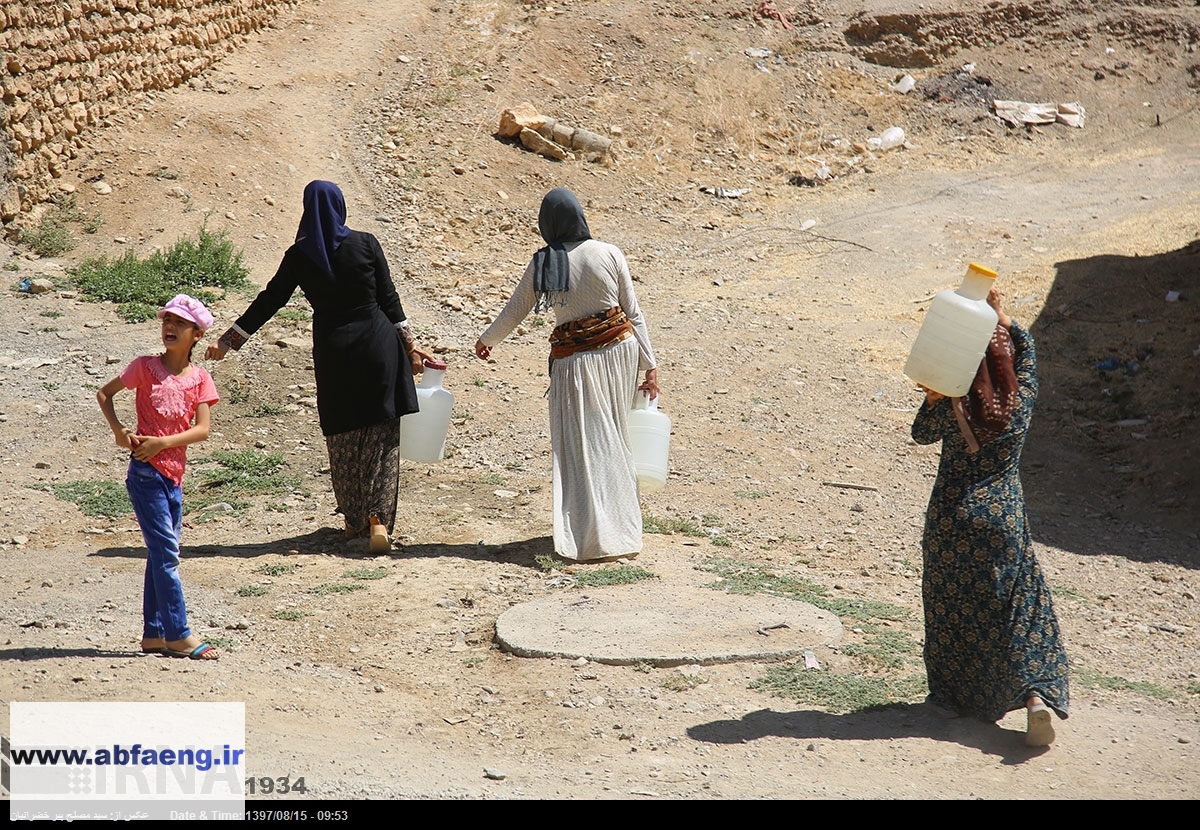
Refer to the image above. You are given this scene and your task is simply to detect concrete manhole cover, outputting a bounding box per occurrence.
[496,582,843,667]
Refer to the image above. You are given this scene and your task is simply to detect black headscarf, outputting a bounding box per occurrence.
[295,180,351,276]
[532,187,591,312]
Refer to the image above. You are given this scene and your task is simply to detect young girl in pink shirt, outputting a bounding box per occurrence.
[97,294,221,660]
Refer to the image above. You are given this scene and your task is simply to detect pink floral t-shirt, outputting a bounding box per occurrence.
[120,355,219,486]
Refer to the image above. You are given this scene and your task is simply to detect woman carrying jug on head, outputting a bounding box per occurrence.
[475,188,659,562]
[912,286,1068,747]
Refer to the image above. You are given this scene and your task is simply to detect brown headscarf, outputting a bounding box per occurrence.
[952,324,1020,453]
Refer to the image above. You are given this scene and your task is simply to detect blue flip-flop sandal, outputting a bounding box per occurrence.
[164,644,219,660]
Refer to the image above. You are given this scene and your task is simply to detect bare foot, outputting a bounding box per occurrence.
[140,637,167,653]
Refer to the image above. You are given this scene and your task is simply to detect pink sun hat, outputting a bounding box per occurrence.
[158,294,215,332]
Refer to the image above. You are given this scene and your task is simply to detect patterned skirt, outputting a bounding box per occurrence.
[325,418,402,537]
[922,485,1070,721]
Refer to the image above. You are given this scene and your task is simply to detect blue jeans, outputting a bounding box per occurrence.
[125,459,192,642]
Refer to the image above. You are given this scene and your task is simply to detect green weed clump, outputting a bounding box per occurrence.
[661,670,708,692]
[194,450,295,495]
[699,556,911,622]
[20,215,73,257]
[839,625,922,670]
[18,193,101,257]
[248,402,286,418]
[72,227,250,321]
[309,583,366,596]
[190,500,249,521]
[1075,667,1176,700]
[272,609,305,621]
[535,554,566,572]
[751,665,928,713]
[256,564,297,576]
[186,450,298,514]
[574,565,659,588]
[344,568,389,581]
[41,480,132,518]
[223,378,251,405]
[1050,584,1090,603]
[275,307,311,322]
[236,585,268,597]
[705,556,929,711]
[642,511,706,537]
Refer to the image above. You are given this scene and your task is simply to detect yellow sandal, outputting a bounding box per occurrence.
[368,517,391,553]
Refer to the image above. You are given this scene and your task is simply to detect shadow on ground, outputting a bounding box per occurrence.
[87,532,555,570]
[1024,239,1199,566]
[0,647,137,662]
[687,704,1050,766]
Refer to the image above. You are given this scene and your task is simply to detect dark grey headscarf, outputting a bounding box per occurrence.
[532,188,591,313]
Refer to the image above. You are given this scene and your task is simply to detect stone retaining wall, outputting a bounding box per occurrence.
[0,0,300,221]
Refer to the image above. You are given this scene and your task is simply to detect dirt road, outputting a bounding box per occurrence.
[2,0,1197,799]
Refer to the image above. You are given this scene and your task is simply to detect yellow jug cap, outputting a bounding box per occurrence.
[967,262,997,278]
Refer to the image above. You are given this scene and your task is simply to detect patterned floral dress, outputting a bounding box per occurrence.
[911,323,1069,722]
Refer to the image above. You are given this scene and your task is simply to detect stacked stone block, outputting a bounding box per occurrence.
[0,0,299,220]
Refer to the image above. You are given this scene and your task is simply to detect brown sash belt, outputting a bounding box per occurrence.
[549,306,633,360]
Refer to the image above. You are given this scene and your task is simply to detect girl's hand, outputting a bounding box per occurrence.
[987,286,1012,329]
[114,428,135,450]
[474,339,492,361]
[131,436,167,462]
[638,368,659,401]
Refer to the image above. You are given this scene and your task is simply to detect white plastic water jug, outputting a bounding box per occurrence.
[628,391,670,492]
[903,262,999,397]
[400,358,454,462]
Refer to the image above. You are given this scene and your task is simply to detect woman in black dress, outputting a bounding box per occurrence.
[207,180,431,552]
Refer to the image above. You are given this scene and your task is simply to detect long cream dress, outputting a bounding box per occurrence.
[480,239,657,560]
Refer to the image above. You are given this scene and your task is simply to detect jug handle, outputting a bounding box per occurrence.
[633,390,657,411]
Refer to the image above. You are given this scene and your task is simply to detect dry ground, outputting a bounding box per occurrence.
[1,0,1198,799]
